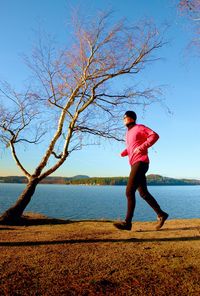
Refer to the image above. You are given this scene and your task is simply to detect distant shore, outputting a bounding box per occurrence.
[0,174,200,186]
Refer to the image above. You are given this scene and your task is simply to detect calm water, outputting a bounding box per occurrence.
[0,183,199,221]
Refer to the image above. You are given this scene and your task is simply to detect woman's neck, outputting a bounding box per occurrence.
[126,122,136,130]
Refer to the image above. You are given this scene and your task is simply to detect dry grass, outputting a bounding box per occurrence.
[0,213,200,295]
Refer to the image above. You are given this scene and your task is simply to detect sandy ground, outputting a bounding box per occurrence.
[0,214,200,295]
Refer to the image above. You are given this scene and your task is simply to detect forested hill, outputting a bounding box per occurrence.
[66,174,200,186]
[0,175,89,184]
[0,174,200,185]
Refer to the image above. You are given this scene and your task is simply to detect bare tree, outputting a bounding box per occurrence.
[178,0,200,50]
[0,12,164,224]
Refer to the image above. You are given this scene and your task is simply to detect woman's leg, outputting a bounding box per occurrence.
[125,162,145,223]
[137,164,162,215]
[137,163,168,229]
[114,162,143,230]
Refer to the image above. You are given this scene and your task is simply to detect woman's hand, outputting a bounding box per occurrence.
[134,147,142,154]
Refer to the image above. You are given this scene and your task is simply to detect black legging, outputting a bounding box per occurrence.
[125,161,163,223]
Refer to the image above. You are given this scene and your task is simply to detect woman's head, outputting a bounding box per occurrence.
[123,111,137,127]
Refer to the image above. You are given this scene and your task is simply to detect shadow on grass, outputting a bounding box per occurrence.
[137,226,200,233]
[0,216,199,233]
[0,227,17,231]
[0,236,199,247]
[0,216,113,226]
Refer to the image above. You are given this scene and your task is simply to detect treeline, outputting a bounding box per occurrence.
[66,177,128,186]
[66,174,200,186]
[147,174,200,185]
[0,175,89,184]
[0,174,200,185]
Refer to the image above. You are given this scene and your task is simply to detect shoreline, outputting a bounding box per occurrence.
[1,182,200,186]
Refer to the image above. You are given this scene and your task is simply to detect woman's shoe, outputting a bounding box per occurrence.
[156,212,169,230]
[113,221,132,231]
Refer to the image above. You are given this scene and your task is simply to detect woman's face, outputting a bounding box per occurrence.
[123,116,135,126]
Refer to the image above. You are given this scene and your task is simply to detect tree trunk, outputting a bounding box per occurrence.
[0,178,39,225]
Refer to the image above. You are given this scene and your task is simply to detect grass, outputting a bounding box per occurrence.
[0,213,200,295]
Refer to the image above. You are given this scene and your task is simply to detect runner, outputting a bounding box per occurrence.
[114,111,168,231]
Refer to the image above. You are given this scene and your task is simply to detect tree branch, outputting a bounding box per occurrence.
[10,141,31,178]
[74,126,124,142]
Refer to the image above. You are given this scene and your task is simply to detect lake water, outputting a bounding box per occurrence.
[0,184,199,221]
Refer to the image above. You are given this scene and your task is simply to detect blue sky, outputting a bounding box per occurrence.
[0,0,200,179]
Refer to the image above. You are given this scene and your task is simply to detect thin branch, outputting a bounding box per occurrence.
[74,126,124,142]
[9,138,31,178]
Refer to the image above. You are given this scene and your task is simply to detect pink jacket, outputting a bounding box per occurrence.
[121,124,159,166]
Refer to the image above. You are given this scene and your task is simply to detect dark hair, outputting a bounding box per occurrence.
[124,111,137,121]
